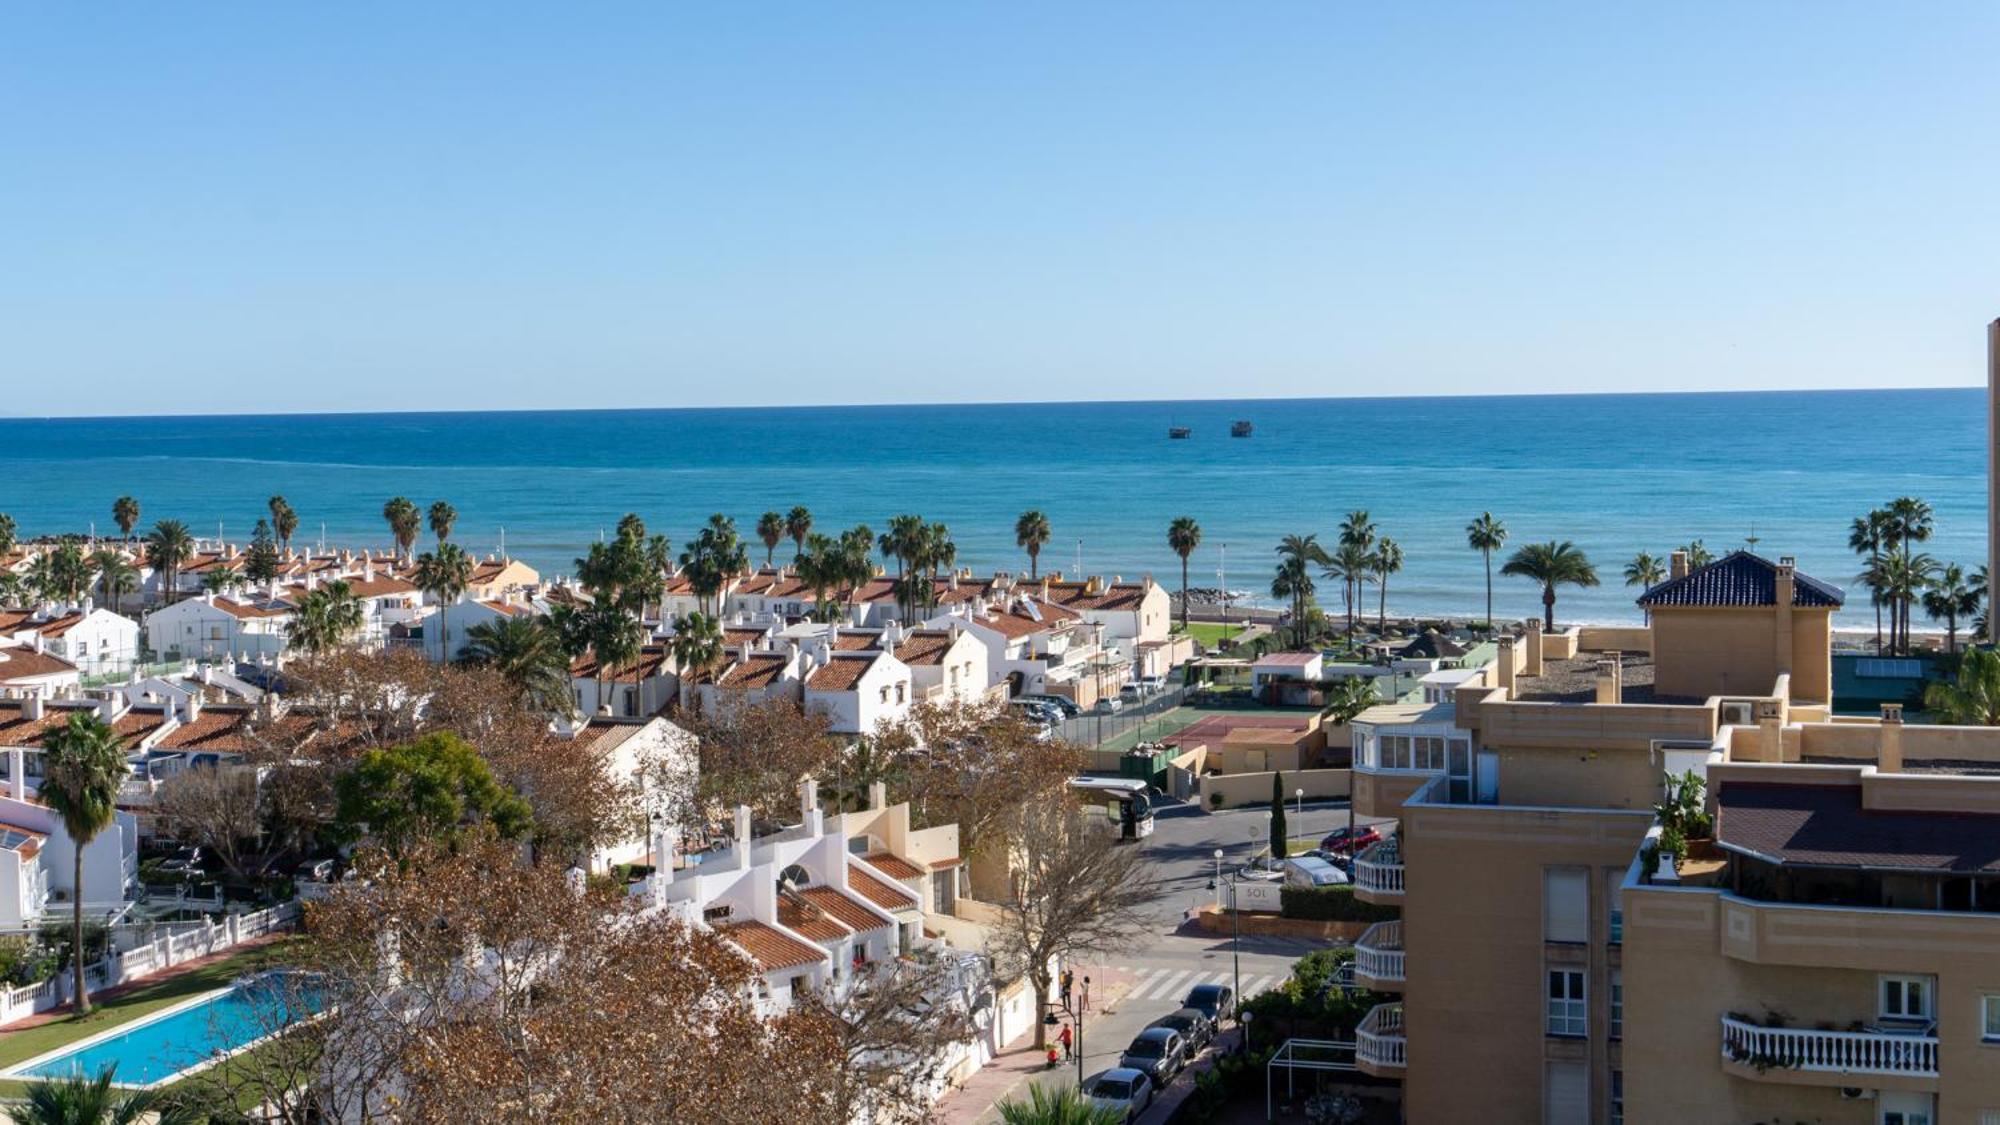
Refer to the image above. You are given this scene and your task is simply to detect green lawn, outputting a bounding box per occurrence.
[1181,622,1246,647]
[0,941,296,1081]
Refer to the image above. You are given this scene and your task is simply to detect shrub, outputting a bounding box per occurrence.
[1279,885,1399,923]
[0,936,55,986]
[37,920,108,970]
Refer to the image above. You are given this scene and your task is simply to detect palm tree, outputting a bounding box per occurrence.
[0,574,25,607]
[994,1084,1124,1125]
[756,511,785,569]
[12,1064,198,1125]
[1166,517,1202,631]
[1015,510,1052,579]
[40,713,127,1016]
[917,521,955,616]
[1850,509,1896,656]
[110,497,140,543]
[290,580,365,654]
[88,549,135,616]
[880,515,927,621]
[1321,676,1379,725]
[1623,552,1666,590]
[265,495,298,554]
[414,543,475,660]
[143,520,194,605]
[1874,552,1937,655]
[0,514,15,560]
[1679,540,1714,569]
[1321,542,1371,637]
[32,541,94,606]
[461,616,575,716]
[1335,511,1377,629]
[1500,541,1599,632]
[1886,496,1935,652]
[1923,562,1980,653]
[427,501,458,546]
[1465,512,1507,630]
[1272,534,1324,647]
[1371,538,1403,633]
[785,506,813,561]
[1926,647,2000,726]
[382,497,421,561]
[671,611,726,712]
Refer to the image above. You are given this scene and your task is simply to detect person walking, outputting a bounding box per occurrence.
[1058,1022,1074,1061]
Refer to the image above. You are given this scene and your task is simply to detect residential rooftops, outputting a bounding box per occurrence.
[715,920,825,973]
[1636,550,1844,609]
[1716,780,2000,874]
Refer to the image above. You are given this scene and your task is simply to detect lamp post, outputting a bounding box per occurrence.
[1295,787,1304,822]
[1047,975,1091,1089]
[1207,850,1242,1010]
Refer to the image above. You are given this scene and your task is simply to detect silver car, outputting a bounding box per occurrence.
[1085,1067,1154,1122]
[1119,1026,1187,1085]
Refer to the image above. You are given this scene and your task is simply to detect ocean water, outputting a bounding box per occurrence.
[0,389,1982,627]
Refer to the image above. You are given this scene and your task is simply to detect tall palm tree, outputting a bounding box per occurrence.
[110,498,140,543]
[1166,517,1202,631]
[88,549,136,616]
[785,506,814,562]
[1886,496,1934,652]
[1500,541,1599,632]
[143,519,194,605]
[918,521,955,616]
[382,497,421,561]
[1465,512,1507,630]
[1372,538,1403,633]
[880,515,927,621]
[414,543,475,660]
[40,713,127,1016]
[1336,511,1377,628]
[1923,562,1981,653]
[267,496,299,554]
[587,599,646,717]
[1849,510,1895,656]
[756,511,785,568]
[1925,647,2000,726]
[427,501,458,546]
[1873,552,1937,655]
[0,514,15,558]
[32,541,94,606]
[1321,542,1371,637]
[462,616,575,716]
[1015,510,1052,579]
[13,1064,198,1125]
[671,611,726,713]
[1679,540,1714,569]
[1273,534,1325,646]
[1624,551,1667,624]
[0,574,26,607]
[290,580,364,654]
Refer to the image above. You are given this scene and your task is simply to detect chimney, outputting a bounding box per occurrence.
[21,696,42,722]
[801,778,823,836]
[1524,622,1545,677]
[869,780,887,811]
[1594,652,1622,705]
[1495,636,1516,694]
[1669,550,1689,580]
[183,695,202,722]
[1773,558,1796,680]
[732,805,753,870]
[1756,699,1785,762]
[96,696,118,722]
[1879,703,1905,773]
[6,747,21,801]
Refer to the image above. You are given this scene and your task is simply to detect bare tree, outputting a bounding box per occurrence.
[986,798,1158,1050]
[152,766,264,876]
[674,697,846,831]
[866,701,1081,856]
[792,953,985,1124]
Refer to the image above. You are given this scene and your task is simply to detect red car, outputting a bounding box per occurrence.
[1319,825,1384,854]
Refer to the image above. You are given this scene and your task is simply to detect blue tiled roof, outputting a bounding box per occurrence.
[1635,551,1844,609]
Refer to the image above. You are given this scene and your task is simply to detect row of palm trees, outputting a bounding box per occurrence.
[1848,498,1985,653]
[1265,513,1409,645]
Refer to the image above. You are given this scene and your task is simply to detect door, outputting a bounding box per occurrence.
[1475,750,1499,803]
[1447,739,1473,803]
[1880,1091,1933,1125]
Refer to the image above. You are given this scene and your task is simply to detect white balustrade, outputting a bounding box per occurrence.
[1354,920,1404,984]
[1356,1002,1406,1070]
[1719,1016,1938,1078]
[1353,840,1405,898]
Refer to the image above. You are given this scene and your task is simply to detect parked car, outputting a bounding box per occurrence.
[1183,983,1236,1025]
[1085,1067,1154,1122]
[1319,824,1385,855]
[1095,696,1124,714]
[294,857,337,883]
[1007,699,1061,725]
[1119,683,1145,703]
[1119,1027,1187,1085]
[1302,848,1355,874]
[156,847,205,879]
[1283,856,1350,887]
[1019,693,1083,719]
[1149,1006,1214,1051]
[1138,676,1167,694]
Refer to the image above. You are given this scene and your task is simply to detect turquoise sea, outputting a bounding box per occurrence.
[0,389,1982,627]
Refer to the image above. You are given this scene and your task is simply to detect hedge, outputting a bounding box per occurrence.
[1278,884,1400,923]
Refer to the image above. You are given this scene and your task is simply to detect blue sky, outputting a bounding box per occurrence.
[5,3,1999,415]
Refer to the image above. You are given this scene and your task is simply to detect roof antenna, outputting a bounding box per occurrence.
[1745,523,1760,550]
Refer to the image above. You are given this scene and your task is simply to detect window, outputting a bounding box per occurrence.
[1543,1060,1586,1125]
[1879,1091,1934,1125]
[1609,969,1623,1039]
[1546,968,1587,1037]
[1544,869,1589,943]
[1880,974,1934,1023]
[1983,995,2000,1042]
[1857,658,1923,679]
[1606,870,1624,944]
[1608,1070,1623,1125]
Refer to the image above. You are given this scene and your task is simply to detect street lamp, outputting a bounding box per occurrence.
[1045,975,1092,1089]
[1295,787,1304,822]
[1207,855,1243,1011]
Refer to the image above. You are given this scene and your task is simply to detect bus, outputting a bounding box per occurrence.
[1067,776,1156,841]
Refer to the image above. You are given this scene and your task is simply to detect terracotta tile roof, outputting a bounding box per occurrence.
[846,860,920,910]
[777,897,852,944]
[893,630,956,667]
[479,599,530,617]
[0,648,80,683]
[927,856,963,871]
[716,920,826,973]
[569,645,669,681]
[972,601,1081,640]
[1638,551,1844,609]
[800,885,890,933]
[32,613,86,638]
[723,627,770,646]
[155,708,261,752]
[213,597,294,620]
[1717,780,2000,874]
[863,852,925,880]
[342,577,418,599]
[112,708,171,744]
[807,652,883,692]
[713,653,791,689]
[1043,581,1151,612]
[831,629,884,652]
[0,611,33,634]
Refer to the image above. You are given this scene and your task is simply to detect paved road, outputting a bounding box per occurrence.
[965,798,1395,1123]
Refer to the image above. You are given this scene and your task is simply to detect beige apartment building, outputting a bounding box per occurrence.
[1348,549,1998,1125]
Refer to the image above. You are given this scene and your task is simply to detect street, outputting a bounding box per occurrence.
[956,797,1395,1123]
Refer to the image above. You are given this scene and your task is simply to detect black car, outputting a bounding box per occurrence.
[1118,1027,1188,1084]
[1183,982,1236,1024]
[1148,1006,1214,1051]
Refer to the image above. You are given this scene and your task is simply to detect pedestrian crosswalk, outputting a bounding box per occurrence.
[1118,965,1283,1005]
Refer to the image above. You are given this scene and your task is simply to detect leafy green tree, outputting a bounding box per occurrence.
[994,1084,1124,1125]
[12,1064,200,1125]
[1014,510,1051,580]
[110,497,140,542]
[1465,512,1507,629]
[242,519,282,589]
[334,732,532,853]
[40,713,127,1015]
[1270,771,1287,859]
[1167,517,1202,631]
[1925,646,2000,726]
[1500,541,1599,632]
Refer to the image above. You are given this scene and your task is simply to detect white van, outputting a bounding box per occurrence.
[1282,856,1350,887]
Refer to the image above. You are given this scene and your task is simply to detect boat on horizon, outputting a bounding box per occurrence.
[1168,426,1191,439]
[1231,420,1253,437]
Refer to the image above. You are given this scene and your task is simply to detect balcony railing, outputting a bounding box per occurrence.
[1353,839,1404,899]
[1356,1002,1406,1072]
[1719,1016,1938,1079]
[1354,920,1404,985]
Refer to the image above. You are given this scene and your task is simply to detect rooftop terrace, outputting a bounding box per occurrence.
[1509,654,1705,706]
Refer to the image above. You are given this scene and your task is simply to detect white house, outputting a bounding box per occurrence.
[0,605,142,678]
[0,648,82,700]
[569,645,677,721]
[0,699,142,923]
[803,648,914,736]
[532,715,697,873]
[691,646,803,714]
[889,626,990,706]
[412,597,536,663]
[144,592,293,664]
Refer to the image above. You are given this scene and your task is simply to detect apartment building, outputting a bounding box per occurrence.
[1347,549,1995,1124]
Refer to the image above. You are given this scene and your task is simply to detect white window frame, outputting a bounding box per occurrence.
[1609,968,1623,1039]
[1879,974,1935,1023]
[1982,995,2000,1043]
[1546,967,1587,1038]
[1543,869,1590,944]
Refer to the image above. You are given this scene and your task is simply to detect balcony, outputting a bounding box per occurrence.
[1353,920,1403,990]
[1352,838,1404,903]
[1719,1016,1938,1084]
[1355,1002,1405,1077]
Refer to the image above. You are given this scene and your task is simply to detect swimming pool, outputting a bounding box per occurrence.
[10,972,326,1088]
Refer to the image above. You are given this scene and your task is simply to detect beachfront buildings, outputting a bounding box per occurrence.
[1348,549,2000,1124]
[0,697,145,927]
[0,605,142,679]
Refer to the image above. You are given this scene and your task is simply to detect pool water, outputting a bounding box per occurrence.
[18,974,326,1087]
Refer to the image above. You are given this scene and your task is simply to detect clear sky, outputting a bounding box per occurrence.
[5,3,1999,416]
